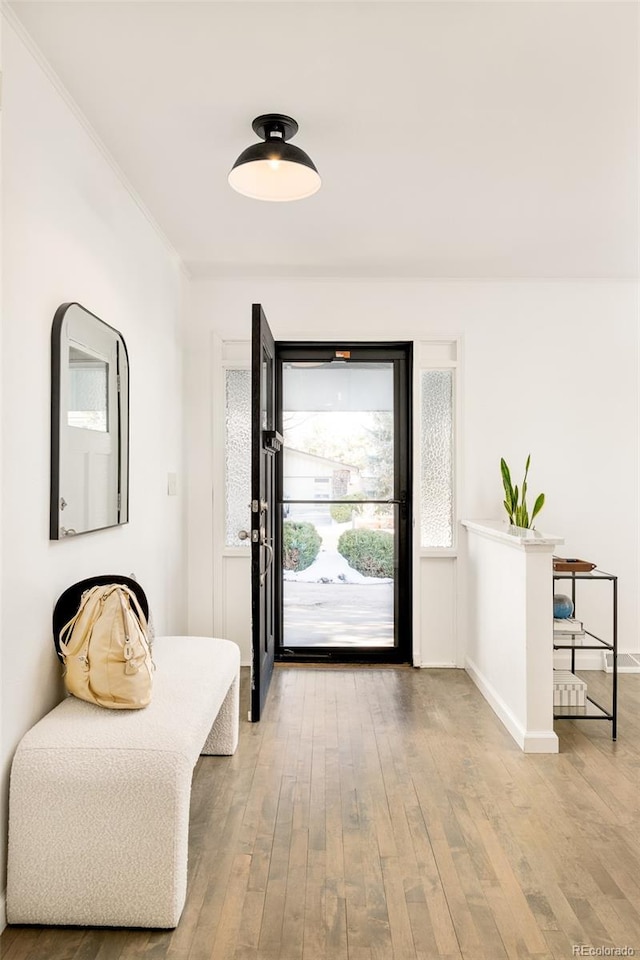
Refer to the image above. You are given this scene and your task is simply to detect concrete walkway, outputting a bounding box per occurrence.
[282,580,394,647]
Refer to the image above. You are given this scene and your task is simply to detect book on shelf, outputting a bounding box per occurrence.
[553,617,584,634]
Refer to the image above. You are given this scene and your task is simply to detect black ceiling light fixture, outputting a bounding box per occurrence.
[228,114,321,202]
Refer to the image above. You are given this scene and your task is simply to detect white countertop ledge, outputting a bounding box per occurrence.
[461,519,564,550]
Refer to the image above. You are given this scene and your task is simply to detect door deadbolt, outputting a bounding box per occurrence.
[238,529,260,542]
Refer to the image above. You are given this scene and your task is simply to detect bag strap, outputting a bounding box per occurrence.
[123,587,148,633]
[116,586,154,674]
[59,585,115,658]
[114,586,148,632]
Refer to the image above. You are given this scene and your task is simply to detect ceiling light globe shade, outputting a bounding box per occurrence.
[228,141,321,202]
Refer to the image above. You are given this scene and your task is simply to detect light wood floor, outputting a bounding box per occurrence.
[2,666,639,960]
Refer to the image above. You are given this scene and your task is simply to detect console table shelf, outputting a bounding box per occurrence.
[553,568,617,740]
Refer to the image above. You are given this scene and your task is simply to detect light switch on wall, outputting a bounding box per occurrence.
[167,472,178,496]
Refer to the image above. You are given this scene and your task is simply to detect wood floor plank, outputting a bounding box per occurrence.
[415,789,500,957]
[379,857,417,959]
[474,818,549,954]
[257,773,296,953]
[127,930,177,960]
[2,666,639,960]
[301,848,326,960]
[233,888,265,957]
[24,926,86,960]
[544,928,582,960]
[207,852,251,959]
[1,927,45,960]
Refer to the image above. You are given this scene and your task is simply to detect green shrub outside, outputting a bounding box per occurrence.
[330,492,366,524]
[337,529,395,579]
[283,521,321,571]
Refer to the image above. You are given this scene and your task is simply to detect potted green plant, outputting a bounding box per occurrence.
[500,454,545,529]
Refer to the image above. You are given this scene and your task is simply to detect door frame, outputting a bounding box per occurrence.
[208,334,461,680]
[274,340,413,664]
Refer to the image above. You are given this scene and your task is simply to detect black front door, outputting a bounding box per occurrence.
[250,304,280,721]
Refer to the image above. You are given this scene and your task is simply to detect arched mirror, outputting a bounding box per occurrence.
[50,302,129,539]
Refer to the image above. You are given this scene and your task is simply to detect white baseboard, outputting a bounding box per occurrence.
[0,888,6,933]
[604,651,640,673]
[465,657,559,754]
[522,730,562,753]
[418,661,458,668]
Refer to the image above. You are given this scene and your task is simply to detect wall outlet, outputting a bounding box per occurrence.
[167,472,178,496]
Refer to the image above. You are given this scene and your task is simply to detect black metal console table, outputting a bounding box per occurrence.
[553,568,617,740]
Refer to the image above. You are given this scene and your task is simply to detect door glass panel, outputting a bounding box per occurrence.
[225,368,251,547]
[67,346,108,432]
[420,369,453,548]
[282,503,396,647]
[282,361,395,648]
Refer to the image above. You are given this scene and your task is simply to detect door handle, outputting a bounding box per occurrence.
[385,491,408,519]
[244,526,273,581]
[260,538,273,586]
[258,525,273,585]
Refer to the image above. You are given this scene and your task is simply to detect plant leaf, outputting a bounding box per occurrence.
[500,459,513,499]
[531,492,545,523]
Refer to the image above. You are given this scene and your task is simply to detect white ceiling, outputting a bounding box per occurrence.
[7,1,639,279]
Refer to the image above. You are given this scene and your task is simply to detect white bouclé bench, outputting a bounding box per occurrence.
[7,635,240,929]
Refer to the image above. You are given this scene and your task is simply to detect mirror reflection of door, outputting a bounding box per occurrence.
[63,341,118,534]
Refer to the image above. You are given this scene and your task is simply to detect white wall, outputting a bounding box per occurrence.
[186,277,638,664]
[0,20,187,915]
[463,523,559,753]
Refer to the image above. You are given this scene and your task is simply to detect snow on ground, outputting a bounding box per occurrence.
[283,545,392,584]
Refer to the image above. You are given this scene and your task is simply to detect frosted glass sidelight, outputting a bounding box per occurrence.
[225,369,251,547]
[420,371,453,548]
